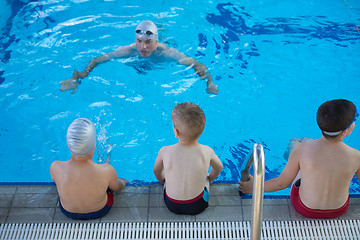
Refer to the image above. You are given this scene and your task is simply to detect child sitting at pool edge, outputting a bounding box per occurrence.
[153,102,223,215]
[239,99,360,219]
[50,118,127,220]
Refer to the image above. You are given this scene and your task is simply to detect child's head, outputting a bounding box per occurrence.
[317,99,358,139]
[172,102,206,141]
[67,118,96,157]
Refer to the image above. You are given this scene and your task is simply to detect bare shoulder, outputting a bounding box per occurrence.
[50,160,65,169]
[50,160,66,181]
[156,43,169,51]
[292,139,313,153]
[198,144,215,154]
[346,144,360,160]
[113,43,137,57]
[156,43,185,60]
[99,163,116,173]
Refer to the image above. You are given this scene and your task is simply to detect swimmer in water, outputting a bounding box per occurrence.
[50,118,127,220]
[60,20,219,95]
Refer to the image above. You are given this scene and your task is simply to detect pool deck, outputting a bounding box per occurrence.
[1,184,360,224]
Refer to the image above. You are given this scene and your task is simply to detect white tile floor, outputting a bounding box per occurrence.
[0,184,359,224]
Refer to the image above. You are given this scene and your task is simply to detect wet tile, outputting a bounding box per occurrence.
[121,186,149,195]
[53,207,100,223]
[16,186,57,194]
[349,197,360,205]
[288,205,311,220]
[210,184,239,196]
[149,194,166,208]
[11,193,58,208]
[241,198,289,206]
[263,199,289,206]
[0,194,14,208]
[148,207,195,222]
[6,208,55,223]
[209,195,241,206]
[0,208,9,223]
[242,205,291,221]
[101,207,148,223]
[113,192,149,207]
[339,204,360,220]
[149,185,164,194]
[0,186,17,195]
[195,206,243,222]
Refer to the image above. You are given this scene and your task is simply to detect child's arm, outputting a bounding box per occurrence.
[107,165,126,192]
[239,143,302,194]
[264,144,301,191]
[208,151,223,183]
[153,149,165,184]
[356,168,360,182]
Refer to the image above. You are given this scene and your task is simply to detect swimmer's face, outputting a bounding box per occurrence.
[136,37,158,57]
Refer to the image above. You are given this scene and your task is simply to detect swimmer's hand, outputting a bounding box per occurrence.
[207,83,219,95]
[238,175,253,194]
[59,70,82,94]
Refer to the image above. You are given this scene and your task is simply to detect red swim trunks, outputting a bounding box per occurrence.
[290,179,349,219]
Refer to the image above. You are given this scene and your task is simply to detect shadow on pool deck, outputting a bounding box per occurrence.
[1,184,360,223]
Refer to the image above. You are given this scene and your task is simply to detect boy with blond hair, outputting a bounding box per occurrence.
[239,99,360,218]
[153,102,223,215]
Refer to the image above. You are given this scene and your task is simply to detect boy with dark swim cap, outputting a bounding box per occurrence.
[153,102,223,215]
[60,20,219,95]
[239,99,360,219]
[50,118,126,220]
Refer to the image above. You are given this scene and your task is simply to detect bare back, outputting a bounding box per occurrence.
[50,159,113,213]
[298,138,360,209]
[160,143,218,200]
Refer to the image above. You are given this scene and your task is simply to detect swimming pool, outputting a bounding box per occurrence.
[1,0,359,196]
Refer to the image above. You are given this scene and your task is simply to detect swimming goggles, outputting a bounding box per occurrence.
[135,30,154,36]
[343,109,359,130]
[323,109,358,136]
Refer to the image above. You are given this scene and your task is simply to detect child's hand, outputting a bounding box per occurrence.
[119,178,129,186]
[238,175,254,194]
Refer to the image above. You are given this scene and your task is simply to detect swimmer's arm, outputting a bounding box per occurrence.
[153,150,165,184]
[107,165,126,192]
[79,44,135,79]
[60,45,135,93]
[163,46,218,95]
[208,151,223,183]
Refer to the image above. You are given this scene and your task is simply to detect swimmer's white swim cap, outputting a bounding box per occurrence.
[135,20,158,41]
[67,118,96,157]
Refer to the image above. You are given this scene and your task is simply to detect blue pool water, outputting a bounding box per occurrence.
[1,0,360,196]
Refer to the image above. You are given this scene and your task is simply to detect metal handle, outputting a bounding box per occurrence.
[251,143,265,240]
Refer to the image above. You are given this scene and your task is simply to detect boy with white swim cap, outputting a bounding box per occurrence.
[66,118,96,157]
[60,20,219,95]
[239,99,360,219]
[50,118,126,220]
[153,102,223,215]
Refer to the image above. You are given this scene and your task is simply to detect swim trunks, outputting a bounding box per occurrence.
[59,188,114,220]
[164,187,209,215]
[290,179,349,219]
